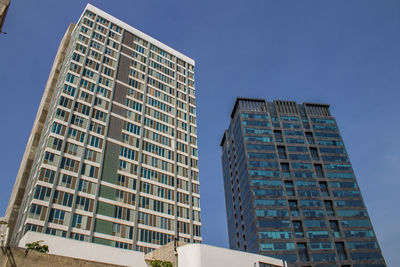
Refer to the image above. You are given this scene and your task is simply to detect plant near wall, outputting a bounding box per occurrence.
[25,240,49,253]
[150,260,173,267]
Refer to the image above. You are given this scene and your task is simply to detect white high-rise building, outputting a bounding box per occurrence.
[5,4,200,254]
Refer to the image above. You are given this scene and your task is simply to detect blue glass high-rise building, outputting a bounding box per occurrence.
[220,98,386,267]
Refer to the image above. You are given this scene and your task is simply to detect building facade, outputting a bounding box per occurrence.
[5,4,200,254]
[220,98,386,267]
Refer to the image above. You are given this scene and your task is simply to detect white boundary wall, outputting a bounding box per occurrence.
[178,244,287,267]
[18,232,287,267]
[19,232,146,267]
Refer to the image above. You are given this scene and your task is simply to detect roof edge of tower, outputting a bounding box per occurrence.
[303,102,330,107]
[220,131,227,147]
[230,97,266,119]
[83,3,195,66]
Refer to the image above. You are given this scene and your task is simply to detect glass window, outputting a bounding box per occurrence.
[282,123,302,129]
[248,152,277,159]
[319,182,329,196]
[297,243,309,261]
[305,132,315,144]
[326,172,353,179]
[34,186,51,201]
[307,231,330,238]
[297,190,320,197]
[255,199,287,207]
[337,209,366,217]
[295,181,317,187]
[248,161,279,168]
[293,221,304,238]
[292,163,312,169]
[314,131,340,138]
[322,155,348,162]
[242,113,269,120]
[340,220,371,228]
[271,116,280,127]
[330,221,341,238]
[309,242,333,250]
[256,209,289,217]
[277,146,287,159]
[274,130,283,142]
[314,164,324,177]
[281,163,290,178]
[286,137,305,144]
[335,200,363,207]
[289,154,311,161]
[335,242,347,260]
[304,220,328,227]
[311,253,336,262]
[310,118,335,124]
[259,231,293,239]
[259,220,291,228]
[253,189,284,197]
[346,241,377,249]
[313,125,338,131]
[300,200,322,207]
[289,200,299,216]
[350,252,382,261]
[260,242,295,251]
[310,147,319,160]
[285,181,295,196]
[250,170,280,177]
[324,200,335,216]
[246,144,275,151]
[332,190,360,198]
[251,180,282,186]
[302,118,310,129]
[324,164,351,170]
[284,130,303,136]
[273,254,298,263]
[319,147,345,154]
[281,116,299,121]
[293,171,315,178]
[328,181,356,188]
[244,127,272,135]
[302,210,325,217]
[344,230,374,238]
[317,139,343,146]
[242,120,270,127]
[287,146,308,152]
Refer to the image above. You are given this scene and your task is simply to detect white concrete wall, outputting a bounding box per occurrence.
[19,232,146,267]
[18,232,286,267]
[178,244,286,267]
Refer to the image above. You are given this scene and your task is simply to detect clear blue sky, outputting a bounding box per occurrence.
[1,0,399,265]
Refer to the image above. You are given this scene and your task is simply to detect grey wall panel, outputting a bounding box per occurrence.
[113,82,127,105]
[121,45,134,56]
[108,115,123,140]
[122,30,134,47]
[111,103,125,117]
[116,55,130,84]
[101,141,120,184]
